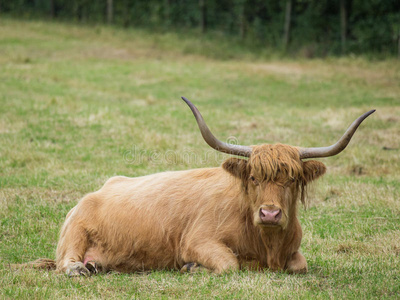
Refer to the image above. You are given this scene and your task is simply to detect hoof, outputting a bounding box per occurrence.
[180,262,207,274]
[66,262,91,277]
[85,261,102,275]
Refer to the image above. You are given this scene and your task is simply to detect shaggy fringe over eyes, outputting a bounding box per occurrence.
[248,144,309,207]
[248,144,303,182]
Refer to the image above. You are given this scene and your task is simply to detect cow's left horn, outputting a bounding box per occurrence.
[182,97,253,157]
[298,109,375,159]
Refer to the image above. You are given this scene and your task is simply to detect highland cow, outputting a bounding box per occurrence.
[25,97,374,276]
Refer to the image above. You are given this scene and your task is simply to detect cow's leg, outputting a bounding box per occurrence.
[286,251,307,274]
[182,241,239,274]
[82,246,107,275]
[56,220,91,277]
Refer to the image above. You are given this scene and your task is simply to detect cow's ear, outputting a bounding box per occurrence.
[222,157,249,180]
[302,160,326,183]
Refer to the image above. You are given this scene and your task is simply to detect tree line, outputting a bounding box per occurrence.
[2,0,400,57]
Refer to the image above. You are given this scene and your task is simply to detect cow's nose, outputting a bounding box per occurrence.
[259,208,282,224]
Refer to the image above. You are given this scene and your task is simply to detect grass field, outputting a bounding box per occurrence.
[0,18,399,299]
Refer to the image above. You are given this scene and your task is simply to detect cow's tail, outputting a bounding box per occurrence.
[11,258,56,271]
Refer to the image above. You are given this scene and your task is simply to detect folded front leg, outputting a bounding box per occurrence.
[286,251,308,274]
[181,241,239,274]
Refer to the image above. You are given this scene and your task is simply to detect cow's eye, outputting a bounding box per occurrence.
[250,175,259,185]
[285,177,296,187]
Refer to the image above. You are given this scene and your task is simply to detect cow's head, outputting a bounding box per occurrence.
[182,97,375,229]
[221,144,326,229]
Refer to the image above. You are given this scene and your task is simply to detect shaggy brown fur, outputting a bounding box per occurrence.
[22,144,326,276]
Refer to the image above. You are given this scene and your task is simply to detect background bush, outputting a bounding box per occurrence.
[1,0,399,57]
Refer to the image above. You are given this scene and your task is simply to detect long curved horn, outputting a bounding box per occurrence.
[182,97,253,157]
[299,109,375,159]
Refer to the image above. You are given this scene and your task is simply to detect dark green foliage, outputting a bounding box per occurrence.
[0,1,399,56]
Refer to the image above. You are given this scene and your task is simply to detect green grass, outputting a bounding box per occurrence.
[1,18,399,299]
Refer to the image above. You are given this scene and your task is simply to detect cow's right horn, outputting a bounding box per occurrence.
[182,97,253,157]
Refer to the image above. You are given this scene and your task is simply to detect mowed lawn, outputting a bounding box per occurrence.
[0,18,399,299]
